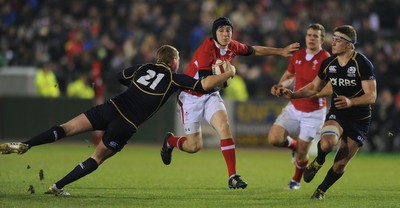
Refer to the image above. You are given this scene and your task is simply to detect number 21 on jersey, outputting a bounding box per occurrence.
[136,69,165,90]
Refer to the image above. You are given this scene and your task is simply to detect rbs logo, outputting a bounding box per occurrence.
[330,78,356,86]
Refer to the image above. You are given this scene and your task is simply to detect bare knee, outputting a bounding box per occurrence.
[268,134,282,146]
[268,125,286,147]
[319,137,336,152]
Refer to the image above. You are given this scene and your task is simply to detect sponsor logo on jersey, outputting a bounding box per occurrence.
[330,78,357,86]
[329,66,337,73]
[109,141,118,148]
[347,66,356,77]
[295,60,301,64]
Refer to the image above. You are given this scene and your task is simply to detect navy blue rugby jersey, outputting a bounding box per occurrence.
[111,63,207,129]
[318,51,375,119]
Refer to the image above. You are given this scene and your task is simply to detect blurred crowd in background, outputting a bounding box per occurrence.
[1,0,399,151]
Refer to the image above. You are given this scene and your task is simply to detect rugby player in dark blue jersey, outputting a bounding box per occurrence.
[278,25,377,199]
[0,45,236,196]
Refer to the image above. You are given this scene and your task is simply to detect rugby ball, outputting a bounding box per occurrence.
[211,59,233,88]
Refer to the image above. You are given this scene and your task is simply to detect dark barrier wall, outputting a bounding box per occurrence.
[0,96,175,144]
[232,100,286,146]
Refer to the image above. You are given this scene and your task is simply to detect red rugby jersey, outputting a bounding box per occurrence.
[287,48,331,112]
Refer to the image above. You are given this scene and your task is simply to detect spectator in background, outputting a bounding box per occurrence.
[67,73,95,99]
[369,88,394,151]
[35,62,60,98]
[385,93,400,151]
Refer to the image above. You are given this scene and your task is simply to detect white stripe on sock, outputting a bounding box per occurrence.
[176,137,183,150]
[221,144,235,151]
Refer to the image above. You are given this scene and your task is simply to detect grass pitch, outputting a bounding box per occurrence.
[0,141,399,208]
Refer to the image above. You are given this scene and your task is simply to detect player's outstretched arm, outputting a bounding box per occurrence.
[280,76,326,99]
[253,42,300,57]
[271,71,295,96]
[312,82,333,98]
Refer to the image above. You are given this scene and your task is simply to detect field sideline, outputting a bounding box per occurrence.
[0,141,399,208]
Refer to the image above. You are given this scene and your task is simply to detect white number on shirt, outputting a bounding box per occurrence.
[137,70,165,90]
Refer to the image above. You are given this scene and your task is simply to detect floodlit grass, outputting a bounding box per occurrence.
[0,142,399,208]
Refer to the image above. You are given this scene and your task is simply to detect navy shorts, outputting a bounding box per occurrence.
[84,101,136,151]
[325,111,371,146]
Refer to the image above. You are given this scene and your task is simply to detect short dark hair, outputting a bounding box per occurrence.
[212,17,233,44]
[156,45,178,64]
[334,25,357,44]
[307,23,326,39]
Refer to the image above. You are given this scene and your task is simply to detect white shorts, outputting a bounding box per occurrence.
[177,91,226,134]
[274,102,326,142]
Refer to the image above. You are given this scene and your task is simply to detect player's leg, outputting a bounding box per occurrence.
[161,92,205,164]
[47,117,133,196]
[47,139,116,196]
[209,109,246,189]
[311,116,370,199]
[268,103,299,151]
[268,125,297,150]
[311,136,359,199]
[161,125,202,164]
[204,93,247,189]
[0,113,93,154]
[304,120,343,183]
[289,107,326,189]
[287,139,311,189]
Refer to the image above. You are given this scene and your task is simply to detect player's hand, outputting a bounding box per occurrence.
[270,84,282,96]
[280,88,294,99]
[229,65,236,77]
[334,95,352,109]
[273,86,292,99]
[281,42,300,57]
[225,61,236,77]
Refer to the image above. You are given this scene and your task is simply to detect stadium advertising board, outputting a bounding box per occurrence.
[233,100,286,146]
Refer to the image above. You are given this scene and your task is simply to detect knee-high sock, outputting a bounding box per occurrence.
[318,167,343,192]
[220,138,236,177]
[316,141,329,165]
[167,135,187,150]
[55,157,99,189]
[292,160,308,182]
[23,126,66,147]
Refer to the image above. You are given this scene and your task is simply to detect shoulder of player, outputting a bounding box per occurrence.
[321,55,336,65]
[353,51,374,68]
[227,39,245,50]
[147,63,174,74]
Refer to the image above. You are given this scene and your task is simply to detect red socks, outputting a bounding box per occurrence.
[292,160,308,182]
[220,138,236,177]
[167,135,187,150]
[287,137,297,151]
